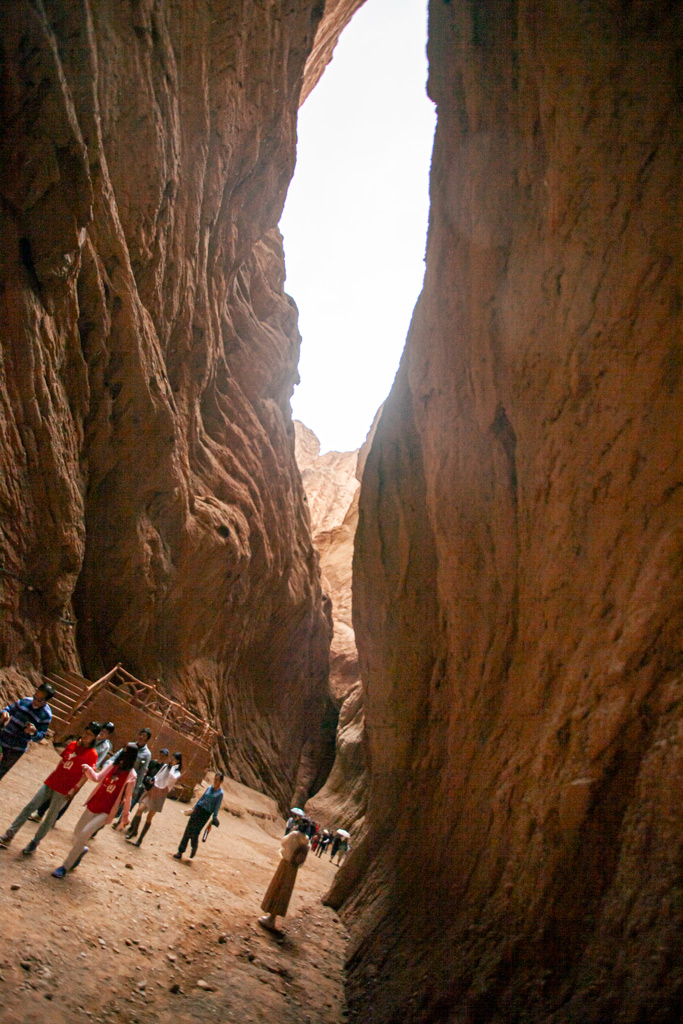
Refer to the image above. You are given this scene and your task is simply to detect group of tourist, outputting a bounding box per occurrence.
[0,681,350,932]
[285,810,350,865]
[0,683,224,873]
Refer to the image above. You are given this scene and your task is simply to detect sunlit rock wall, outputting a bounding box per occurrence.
[0,0,359,806]
[333,2,683,1022]
[295,420,360,698]
[300,0,367,104]
[294,419,369,826]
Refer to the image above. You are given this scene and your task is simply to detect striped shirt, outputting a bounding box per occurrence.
[0,697,53,752]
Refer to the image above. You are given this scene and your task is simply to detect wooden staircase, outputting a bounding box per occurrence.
[46,664,219,800]
[42,669,92,735]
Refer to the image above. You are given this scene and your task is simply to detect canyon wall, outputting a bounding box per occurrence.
[300,0,366,105]
[0,0,358,809]
[333,2,683,1022]
[3,1,682,1019]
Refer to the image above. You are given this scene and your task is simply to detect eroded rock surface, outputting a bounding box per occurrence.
[300,0,367,105]
[331,3,683,1023]
[0,0,360,808]
[3,1,682,1020]
[295,421,360,566]
[295,422,360,686]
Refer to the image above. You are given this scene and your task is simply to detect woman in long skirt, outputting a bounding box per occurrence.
[259,826,309,931]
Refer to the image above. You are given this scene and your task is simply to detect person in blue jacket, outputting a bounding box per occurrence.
[173,772,224,860]
[0,683,54,782]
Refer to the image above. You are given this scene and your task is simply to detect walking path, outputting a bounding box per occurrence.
[0,743,348,1024]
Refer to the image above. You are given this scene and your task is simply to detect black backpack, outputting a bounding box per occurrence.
[142,759,162,790]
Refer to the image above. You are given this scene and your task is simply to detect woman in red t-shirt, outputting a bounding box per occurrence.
[52,743,138,878]
[0,723,100,855]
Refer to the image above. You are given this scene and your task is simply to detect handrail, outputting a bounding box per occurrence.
[109,667,220,740]
[55,663,219,751]
[67,662,123,720]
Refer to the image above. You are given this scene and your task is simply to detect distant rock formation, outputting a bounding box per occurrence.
[292,411,382,826]
[295,422,360,692]
[293,418,377,826]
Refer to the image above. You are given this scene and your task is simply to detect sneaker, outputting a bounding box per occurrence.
[22,840,38,856]
[172,852,182,860]
[52,866,67,879]
[0,828,15,845]
[190,848,196,859]
[71,846,89,871]
[28,812,43,823]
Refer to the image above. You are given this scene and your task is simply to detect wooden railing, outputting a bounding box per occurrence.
[71,664,219,750]
[67,663,122,721]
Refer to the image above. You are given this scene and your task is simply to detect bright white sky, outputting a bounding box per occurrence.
[279,0,435,455]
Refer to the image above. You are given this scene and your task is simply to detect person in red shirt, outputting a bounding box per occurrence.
[0,722,100,855]
[52,742,138,878]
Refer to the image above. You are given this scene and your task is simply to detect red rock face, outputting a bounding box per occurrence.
[0,0,360,808]
[300,0,367,105]
[335,2,683,1021]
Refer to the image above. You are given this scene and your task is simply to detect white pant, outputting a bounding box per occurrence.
[62,809,108,870]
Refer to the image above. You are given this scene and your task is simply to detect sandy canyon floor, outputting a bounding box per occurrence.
[0,743,348,1024]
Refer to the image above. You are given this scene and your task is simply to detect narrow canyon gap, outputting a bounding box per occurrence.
[0,3,682,1024]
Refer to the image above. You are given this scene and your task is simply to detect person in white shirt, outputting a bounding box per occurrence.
[125,752,182,847]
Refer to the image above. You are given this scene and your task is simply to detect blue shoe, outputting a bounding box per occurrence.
[52,866,67,878]
[22,840,38,856]
[71,846,89,870]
